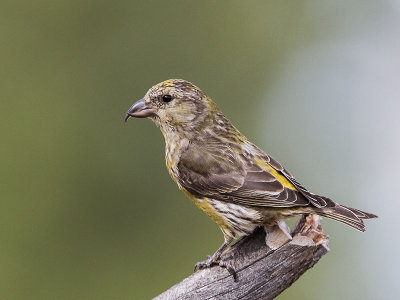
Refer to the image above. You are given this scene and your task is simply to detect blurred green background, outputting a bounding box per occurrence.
[1,0,398,299]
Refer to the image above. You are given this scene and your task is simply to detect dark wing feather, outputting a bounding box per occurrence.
[266,155,336,208]
[177,143,310,208]
[177,141,245,196]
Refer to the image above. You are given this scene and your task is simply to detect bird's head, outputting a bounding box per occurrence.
[125,79,218,136]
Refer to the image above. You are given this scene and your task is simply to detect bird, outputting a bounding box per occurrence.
[124,79,377,275]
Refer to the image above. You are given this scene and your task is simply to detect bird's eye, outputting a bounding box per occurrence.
[162,94,173,102]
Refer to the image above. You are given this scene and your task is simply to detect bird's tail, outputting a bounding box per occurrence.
[313,197,377,232]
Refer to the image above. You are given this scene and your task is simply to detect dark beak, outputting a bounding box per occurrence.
[124,98,155,122]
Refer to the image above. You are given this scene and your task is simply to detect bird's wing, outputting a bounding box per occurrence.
[265,153,336,208]
[177,142,325,208]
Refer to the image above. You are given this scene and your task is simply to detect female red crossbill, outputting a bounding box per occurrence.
[125,79,376,274]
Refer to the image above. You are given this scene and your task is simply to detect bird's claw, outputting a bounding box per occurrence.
[194,255,238,281]
[193,254,218,272]
[219,260,238,281]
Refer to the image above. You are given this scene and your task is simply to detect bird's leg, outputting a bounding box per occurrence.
[194,236,233,272]
[264,220,292,250]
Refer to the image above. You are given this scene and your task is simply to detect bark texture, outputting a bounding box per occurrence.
[154,215,329,300]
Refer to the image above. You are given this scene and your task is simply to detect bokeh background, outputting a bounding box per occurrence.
[1,0,399,299]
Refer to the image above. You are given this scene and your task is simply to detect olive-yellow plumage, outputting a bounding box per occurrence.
[125,79,377,272]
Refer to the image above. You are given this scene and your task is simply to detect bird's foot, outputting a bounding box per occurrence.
[194,254,238,281]
[193,254,220,271]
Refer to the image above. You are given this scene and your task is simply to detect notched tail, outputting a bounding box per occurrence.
[315,202,377,232]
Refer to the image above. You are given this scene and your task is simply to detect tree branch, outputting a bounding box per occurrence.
[154,215,329,300]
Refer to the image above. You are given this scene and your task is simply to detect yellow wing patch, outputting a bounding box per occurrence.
[254,158,297,190]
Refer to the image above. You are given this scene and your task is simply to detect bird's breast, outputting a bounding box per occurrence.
[164,136,189,185]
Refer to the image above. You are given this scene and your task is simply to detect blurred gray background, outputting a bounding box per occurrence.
[1,0,399,299]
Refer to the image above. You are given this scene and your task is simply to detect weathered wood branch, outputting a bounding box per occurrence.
[154,215,329,300]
